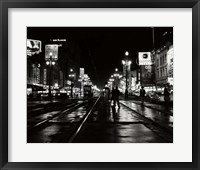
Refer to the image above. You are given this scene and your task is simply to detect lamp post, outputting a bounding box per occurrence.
[122,51,132,99]
[114,68,120,87]
[69,69,75,98]
[78,76,83,97]
[46,52,56,98]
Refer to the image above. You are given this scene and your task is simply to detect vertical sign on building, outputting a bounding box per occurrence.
[79,68,85,95]
[140,65,155,85]
[44,69,47,85]
[33,67,37,83]
[36,68,40,84]
[80,68,84,78]
[138,52,155,86]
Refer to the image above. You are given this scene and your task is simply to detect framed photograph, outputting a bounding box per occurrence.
[0,0,199,169]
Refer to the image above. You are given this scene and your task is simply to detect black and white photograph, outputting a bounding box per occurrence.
[27,27,173,143]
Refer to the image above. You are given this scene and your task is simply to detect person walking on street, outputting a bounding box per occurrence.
[111,87,115,106]
[164,84,170,108]
[107,87,110,100]
[140,86,146,105]
[104,87,110,100]
[113,86,120,108]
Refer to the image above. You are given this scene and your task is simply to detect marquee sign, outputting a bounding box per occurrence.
[27,39,42,56]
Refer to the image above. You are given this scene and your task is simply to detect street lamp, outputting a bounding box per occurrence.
[108,77,114,89]
[69,69,75,98]
[114,68,120,87]
[125,51,129,56]
[46,52,56,98]
[122,51,132,99]
[78,76,83,97]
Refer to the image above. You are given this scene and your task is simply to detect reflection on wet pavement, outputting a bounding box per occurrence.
[28,97,173,143]
[130,100,173,115]
[28,111,60,122]
[74,123,166,143]
[110,106,142,123]
[73,100,170,143]
[120,100,173,129]
[51,107,86,123]
[28,124,61,143]
[27,100,59,107]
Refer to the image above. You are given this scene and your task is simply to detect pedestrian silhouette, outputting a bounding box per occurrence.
[140,86,146,105]
[112,86,120,108]
[164,84,170,109]
[104,87,110,100]
[110,87,114,106]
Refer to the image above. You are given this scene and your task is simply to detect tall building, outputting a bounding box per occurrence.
[154,43,174,86]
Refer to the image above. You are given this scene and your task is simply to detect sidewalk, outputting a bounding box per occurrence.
[122,95,173,115]
[120,100,173,132]
[129,100,173,115]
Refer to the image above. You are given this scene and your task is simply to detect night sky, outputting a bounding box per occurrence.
[27,27,173,89]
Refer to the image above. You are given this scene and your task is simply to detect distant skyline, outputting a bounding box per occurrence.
[27,27,173,88]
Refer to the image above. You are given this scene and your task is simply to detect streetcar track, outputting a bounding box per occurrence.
[27,102,79,123]
[27,98,91,112]
[27,101,60,110]
[27,96,172,143]
[28,100,89,130]
[27,102,78,116]
[67,95,101,143]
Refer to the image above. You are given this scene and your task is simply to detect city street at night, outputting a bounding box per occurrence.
[27,27,173,143]
[27,96,173,143]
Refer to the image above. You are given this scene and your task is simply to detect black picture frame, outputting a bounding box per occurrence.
[0,0,199,169]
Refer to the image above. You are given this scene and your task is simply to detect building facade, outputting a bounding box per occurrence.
[154,43,174,86]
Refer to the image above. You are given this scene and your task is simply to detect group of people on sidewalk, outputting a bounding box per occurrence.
[103,83,172,109]
[140,84,172,108]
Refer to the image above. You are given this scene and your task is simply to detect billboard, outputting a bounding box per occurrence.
[138,52,152,65]
[27,39,42,56]
[140,65,155,86]
[45,44,59,61]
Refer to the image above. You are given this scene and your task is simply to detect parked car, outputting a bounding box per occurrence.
[156,92,164,102]
[52,89,60,97]
[146,91,160,102]
[156,91,173,102]
[40,89,61,97]
[133,90,140,97]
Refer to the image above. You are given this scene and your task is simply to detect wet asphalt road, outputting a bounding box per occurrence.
[27,96,173,143]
